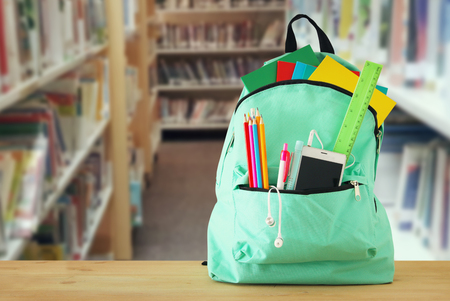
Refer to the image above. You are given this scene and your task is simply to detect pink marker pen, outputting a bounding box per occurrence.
[277,143,290,190]
[248,117,258,188]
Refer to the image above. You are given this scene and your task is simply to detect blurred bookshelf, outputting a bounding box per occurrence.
[149,53,157,65]
[155,0,286,131]
[0,0,159,261]
[0,45,108,112]
[161,123,229,130]
[126,0,160,181]
[287,1,450,260]
[156,84,244,92]
[80,184,113,260]
[157,7,285,13]
[381,83,450,141]
[39,119,111,225]
[156,47,284,55]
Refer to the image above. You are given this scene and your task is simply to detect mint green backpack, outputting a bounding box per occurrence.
[207,15,395,285]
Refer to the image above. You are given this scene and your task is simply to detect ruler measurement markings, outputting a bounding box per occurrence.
[333,61,382,161]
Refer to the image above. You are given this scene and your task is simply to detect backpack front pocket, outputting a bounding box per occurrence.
[232,184,377,264]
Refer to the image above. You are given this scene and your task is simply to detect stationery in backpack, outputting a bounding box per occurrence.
[291,62,317,80]
[276,61,296,81]
[241,45,320,93]
[333,60,382,161]
[209,14,395,285]
[291,62,307,79]
[348,70,388,94]
[308,56,396,126]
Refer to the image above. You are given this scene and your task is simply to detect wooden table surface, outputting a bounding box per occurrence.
[0,261,449,300]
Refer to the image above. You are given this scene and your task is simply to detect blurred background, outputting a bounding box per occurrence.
[0,0,448,261]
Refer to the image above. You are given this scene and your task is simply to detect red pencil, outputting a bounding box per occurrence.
[244,114,254,188]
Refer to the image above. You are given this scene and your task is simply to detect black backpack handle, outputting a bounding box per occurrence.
[285,14,335,54]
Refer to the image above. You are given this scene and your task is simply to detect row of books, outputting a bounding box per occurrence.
[0,0,107,94]
[157,0,284,9]
[374,122,439,206]
[158,57,266,86]
[20,139,110,260]
[230,0,285,7]
[159,96,236,124]
[157,20,284,49]
[0,58,110,254]
[393,140,450,260]
[288,0,450,93]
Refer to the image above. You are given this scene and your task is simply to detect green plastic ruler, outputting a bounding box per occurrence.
[333,61,382,161]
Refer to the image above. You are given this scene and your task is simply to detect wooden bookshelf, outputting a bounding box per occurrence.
[126,0,159,177]
[157,6,285,14]
[40,119,110,225]
[104,0,133,260]
[161,123,229,130]
[0,44,107,112]
[81,185,113,260]
[155,2,286,132]
[156,84,244,92]
[0,80,111,262]
[3,184,116,261]
[379,80,450,140]
[156,47,284,55]
[0,1,148,261]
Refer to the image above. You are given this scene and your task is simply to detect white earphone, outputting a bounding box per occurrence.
[266,186,283,248]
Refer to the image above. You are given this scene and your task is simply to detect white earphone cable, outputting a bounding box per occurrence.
[307,130,355,169]
[266,186,284,248]
[345,153,356,169]
[307,130,324,149]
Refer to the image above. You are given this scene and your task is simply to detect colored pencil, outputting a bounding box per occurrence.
[252,117,263,188]
[248,116,258,188]
[259,115,269,189]
[243,114,254,188]
[255,108,261,125]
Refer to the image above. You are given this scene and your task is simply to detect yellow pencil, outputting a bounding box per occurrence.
[259,115,269,189]
[256,108,261,125]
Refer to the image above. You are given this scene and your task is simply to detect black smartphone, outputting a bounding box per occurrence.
[294,146,347,190]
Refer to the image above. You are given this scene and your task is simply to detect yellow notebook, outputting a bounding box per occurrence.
[308,56,396,127]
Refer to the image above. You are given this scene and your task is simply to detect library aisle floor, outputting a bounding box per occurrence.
[133,140,223,260]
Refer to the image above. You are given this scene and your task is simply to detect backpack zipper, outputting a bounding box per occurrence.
[350,181,361,201]
[235,80,354,111]
[216,131,235,186]
[226,132,235,155]
[235,79,379,138]
[239,182,363,196]
[376,130,383,154]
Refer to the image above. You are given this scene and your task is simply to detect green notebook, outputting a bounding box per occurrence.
[241,45,320,93]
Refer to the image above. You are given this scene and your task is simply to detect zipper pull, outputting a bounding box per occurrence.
[376,131,383,154]
[226,132,235,154]
[350,181,361,201]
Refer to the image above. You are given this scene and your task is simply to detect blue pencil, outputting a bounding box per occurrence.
[252,121,263,188]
